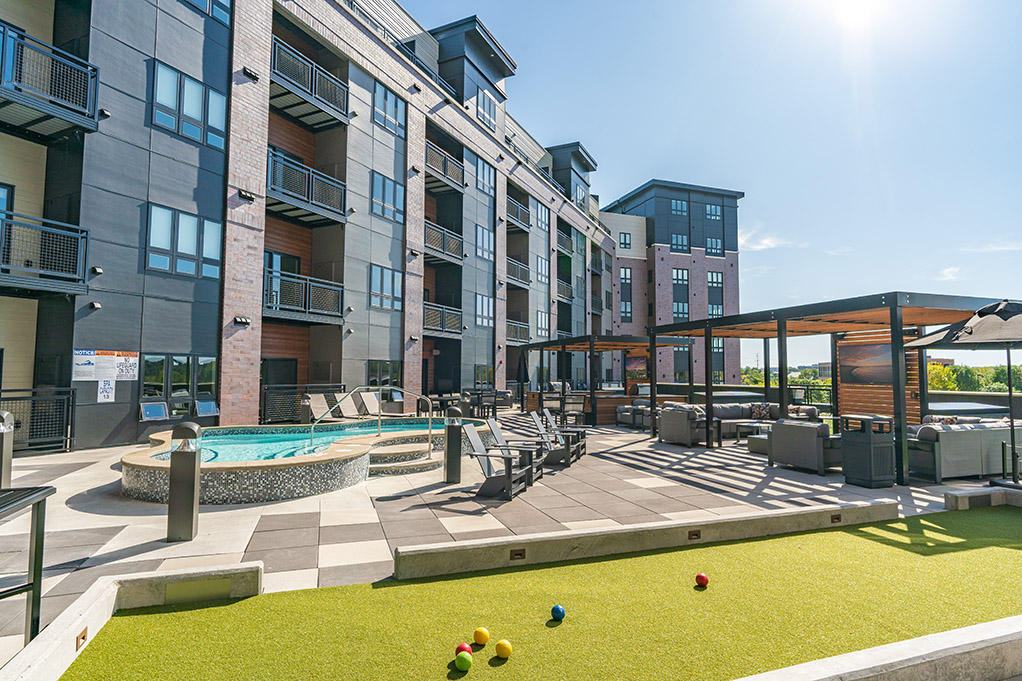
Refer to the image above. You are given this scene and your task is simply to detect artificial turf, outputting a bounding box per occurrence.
[62,507,1022,681]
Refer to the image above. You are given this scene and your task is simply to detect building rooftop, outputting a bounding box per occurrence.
[429,15,517,77]
[602,178,745,212]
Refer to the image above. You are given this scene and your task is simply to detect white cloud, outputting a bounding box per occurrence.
[738,227,808,251]
[960,242,1022,253]
[824,246,853,256]
[936,266,960,281]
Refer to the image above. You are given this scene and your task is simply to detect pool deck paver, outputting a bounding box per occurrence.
[0,410,989,665]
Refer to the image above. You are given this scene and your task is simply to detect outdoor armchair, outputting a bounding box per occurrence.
[767,419,841,476]
[464,424,530,501]
[529,412,583,466]
[486,418,546,484]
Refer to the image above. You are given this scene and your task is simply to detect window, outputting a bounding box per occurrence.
[537,310,550,338]
[476,86,496,130]
[705,204,722,220]
[605,291,612,309]
[536,255,549,284]
[182,0,231,25]
[475,293,494,327]
[476,156,495,195]
[141,353,218,417]
[371,172,405,222]
[673,301,689,322]
[574,229,585,252]
[152,63,226,149]
[574,183,587,208]
[474,364,494,387]
[146,205,221,278]
[706,237,723,256]
[620,267,631,284]
[367,360,402,387]
[708,304,723,318]
[619,232,631,249]
[672,268,688,285]
[196,356,217,395]
[708,271,723,318]
[535,203,549,231]
[370,264,403,310]
[372,81,406,137]
[142,355,166,398]
[711,337,725,384]
[671,232,689,253]
[475,224,494,260]
[674,346,691,382]
[671,199,688,216]
[620,300,632,322]
[708,271,723,288]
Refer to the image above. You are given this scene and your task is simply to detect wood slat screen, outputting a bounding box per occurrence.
[836,330,920,424]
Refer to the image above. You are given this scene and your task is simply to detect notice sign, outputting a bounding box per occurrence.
[73,350,140,387]
[114,351,139,381]
[72,350,97,381]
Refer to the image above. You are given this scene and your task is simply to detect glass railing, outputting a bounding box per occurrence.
[271,37,348,117]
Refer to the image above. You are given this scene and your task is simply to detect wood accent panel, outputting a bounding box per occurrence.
[425,193,437,223]
[836,330,920,425]
[421,339,436,394]
[268,111,315,165]
[423,265,436,303]
[261,323,309,384]
[264,215,312,275]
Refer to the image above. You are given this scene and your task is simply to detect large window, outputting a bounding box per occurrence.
[535,203,549,231]
[673,301,689,322]
[619,232,631,249]
[620,300,632,322]
[475,293,494,327]
[671,199,688,216]
[476,86,496,130]
[705,204,722,220]
[671,232,689,253]
[708,271,723,288]
[673,346,691,382]
[370,264,402,310]
[672,268,688,285]
[706,236,723,256]
[536,255,549,284]
[474,364,494,387]
[372,81,406,137]
[620,267,631,284]
[711,337,725,383]
[152,63,226,149]
[141,354,218,417]
[371,172,405,222]
[475,224,494,260]
[147,204,222,278]
[367,360,402,387]
[476,156,495,195]
[182,0,231,25]
[537,310,550,338]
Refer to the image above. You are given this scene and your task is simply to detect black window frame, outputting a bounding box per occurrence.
[146,203,222,279]
[475,156,495,195]
[536,254,549,284]
[152,62,227,150]
[140,353,218,417]
[619,232,631,249]
[619,267,631,284]
[671,232,689,253]
[181,0,231,25]
[705,204,722,220]
[537,310,550,338]
[673,301,689,322]
[620,300,632,322]
[475,293,494,328]
[367,359,402,387]
[475,223,494,260]
[369,264,403,310]
[705,236,723,257]
[670,199,688,216]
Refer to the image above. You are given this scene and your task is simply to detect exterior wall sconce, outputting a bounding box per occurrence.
[345,306,354,313]
[91,266,104,274]
[238,189,255,202]
[242,66,260,81]
[497,154,504,161]
[408,248,420,257]
[345,328,355,336]
[233,316,251,326]
[347,207,356,215]
[409,335,420,341]
[89,301,102,310]
[98,108,111,119]
[443,97,452,105]
[410,165,420,174]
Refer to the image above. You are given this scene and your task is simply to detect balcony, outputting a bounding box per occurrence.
[424,141,465,193]
[266,149,347,227]
[506,257,530,288]
[589,255,602,275]
[0,21,99,142]
[506,320,529,344]
[423,302,462,336]
[505,196,530,231]
[557,330,571,340]
[269,37,349,130]
[0,211,88,294]
[556,279,573,302]
[556,231,573,255]
[591,295,602,313]
[424,220,463,263]
[263,269,344,325]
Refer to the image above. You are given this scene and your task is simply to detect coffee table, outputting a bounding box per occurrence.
[733,420,774,443]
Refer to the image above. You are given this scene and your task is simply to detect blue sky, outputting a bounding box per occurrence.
[403,0,1021,366]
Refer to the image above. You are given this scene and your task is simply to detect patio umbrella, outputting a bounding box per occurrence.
[905,300,1022,482]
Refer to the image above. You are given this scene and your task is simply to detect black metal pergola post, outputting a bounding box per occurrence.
[763,337,771,401]
[777,319,789,415]
[830,333,840,430]
[648,330,658,436]
[687,341,695,402]
[889,301,909,485]
[704,326,714,447]
[588,335,597,425]
[560,342,567,401]
[517,350,527,414]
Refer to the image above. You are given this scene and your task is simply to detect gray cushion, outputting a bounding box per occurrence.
[768,404,781,420]
[662,401,687,410]
[616,406,634,414]
[776,418,828,437]
[633,399,651,408]
[713,404,745,420]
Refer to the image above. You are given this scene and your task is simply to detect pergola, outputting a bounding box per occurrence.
[517,334,690,424]
[652,291,1000,484]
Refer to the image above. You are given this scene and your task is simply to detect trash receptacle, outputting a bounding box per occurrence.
[840,414,895,488]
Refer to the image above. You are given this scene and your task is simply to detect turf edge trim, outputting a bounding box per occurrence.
[731,613,1022,681]
[0,562,263,681]
[392,499,899,580]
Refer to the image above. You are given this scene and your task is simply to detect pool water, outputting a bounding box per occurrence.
[152,420,441,463]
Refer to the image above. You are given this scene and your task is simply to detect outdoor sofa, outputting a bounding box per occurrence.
[767,419,842,475]
[658,403,720,447]
[908,415,1018,483]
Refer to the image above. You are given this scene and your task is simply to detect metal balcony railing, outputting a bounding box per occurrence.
[423,302,462,334]
[267,149,346,217]
[263,269,344,318]
[424,220,463,260]
[506,257,530,286]
[506,320,529,343]
[557,330,571,340]
[425,141,464,186]
[271,37,349,118]
[556,231,573,254]
[591,295,602,312]
[0,210,88,292]
[506,196,530,228]
[588,194,600,221]
[590,255,603,274]
[556,279,573,301]
[0,21,99,125]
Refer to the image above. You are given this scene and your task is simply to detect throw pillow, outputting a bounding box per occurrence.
[750,403,772,420]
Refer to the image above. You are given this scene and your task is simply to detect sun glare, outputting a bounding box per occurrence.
[834,0,887,34]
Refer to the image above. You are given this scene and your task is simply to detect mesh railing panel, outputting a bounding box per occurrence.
[446,160,464,185]
[506,258,530,284]
[423,304,443,330]
[557,280,573,299]
[4,31,95,116]
[445,233,462,257]
[425,143,445,173]
[271,158,308,198]
[309,282,342,314]
[314,70,348,113]
[445,309,462,332]
[424,223,444,252]
[272,40,312,91]
[0,213,85,280]
[311,174,345,212]
[507,197,530,226]
[260,385,346,423]
[507,321,529,342]
[557,232,573,252]
[0,392,73,451]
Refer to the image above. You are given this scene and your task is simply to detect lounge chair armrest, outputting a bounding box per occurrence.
[471,451,521,461]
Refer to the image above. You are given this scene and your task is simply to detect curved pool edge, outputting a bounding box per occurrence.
[120,420,490,505]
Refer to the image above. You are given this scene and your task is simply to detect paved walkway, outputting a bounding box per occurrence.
[0,412,981,664]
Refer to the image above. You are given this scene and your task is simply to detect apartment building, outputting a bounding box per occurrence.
[0,0,616,449]
[601,180,743,386]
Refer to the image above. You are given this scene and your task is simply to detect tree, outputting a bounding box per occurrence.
[949,365,980,392]
[741,366,763,386]
[927,363,957,391]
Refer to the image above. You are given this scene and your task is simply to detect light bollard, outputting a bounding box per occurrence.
[0,411,13,489]
[444,407,463,484]
[167,422,201,542]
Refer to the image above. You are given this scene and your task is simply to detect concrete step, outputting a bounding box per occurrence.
[369,442,432,464]
[369,452,443,476]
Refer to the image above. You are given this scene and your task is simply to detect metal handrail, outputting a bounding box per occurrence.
[270,37,349,117]
[506,196,530,227]
[263,268,343,317]
[424,220,463,259]
[425,141,464,185]
[309,385,437,449]
[267,149,346,215]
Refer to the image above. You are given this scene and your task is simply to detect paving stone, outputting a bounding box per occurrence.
[246,527,319,552]
[242,546,319,573]
[318,560,393,587]
[254,512,320,532]
[320,523,385,545]
[380,518,447,539]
